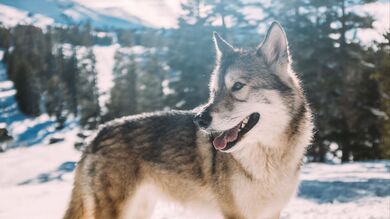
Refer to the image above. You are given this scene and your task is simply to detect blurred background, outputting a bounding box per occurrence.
[0,0,389,218]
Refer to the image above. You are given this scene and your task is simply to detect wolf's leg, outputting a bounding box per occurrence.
[92,179,135,219]
[220,206,245,219]
[91,161,140,219]
[63,181,87,219]
[216,194,245,219]
[269,212,281,219]
[122,190,157,219]
[63,160,91,219]
[222,214,245,219]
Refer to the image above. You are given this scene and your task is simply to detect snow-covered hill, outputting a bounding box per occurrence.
[0,135,388,219]
[0,4,54,28]
[0,0,147,29]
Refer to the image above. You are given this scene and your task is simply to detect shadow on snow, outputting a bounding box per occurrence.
[18,160,390,204]
[18,161,77,185]
[298,178,390,203]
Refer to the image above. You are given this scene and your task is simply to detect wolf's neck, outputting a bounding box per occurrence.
[232,109,313,180]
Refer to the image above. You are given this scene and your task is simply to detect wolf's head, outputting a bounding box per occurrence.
[194,22,308,152]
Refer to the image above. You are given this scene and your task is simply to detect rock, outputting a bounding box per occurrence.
[0,125,12,143]
[0,125,12,153]
[49,137,65,144]
[74,141,84,150]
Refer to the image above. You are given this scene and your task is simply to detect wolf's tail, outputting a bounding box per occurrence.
[63,164,88,219]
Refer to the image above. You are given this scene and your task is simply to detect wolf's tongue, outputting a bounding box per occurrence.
[212,123,241,150]
[212,133,227,150]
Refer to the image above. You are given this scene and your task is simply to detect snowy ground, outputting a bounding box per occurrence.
[0,131,389,219]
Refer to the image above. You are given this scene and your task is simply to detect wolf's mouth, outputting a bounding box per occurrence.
[211,113,260,151]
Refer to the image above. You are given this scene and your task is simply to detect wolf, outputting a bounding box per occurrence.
[64,22,313,219]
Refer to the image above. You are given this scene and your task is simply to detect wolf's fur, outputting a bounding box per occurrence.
[64,22,313,219]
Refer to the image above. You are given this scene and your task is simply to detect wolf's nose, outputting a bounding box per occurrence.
[194,111,212,129]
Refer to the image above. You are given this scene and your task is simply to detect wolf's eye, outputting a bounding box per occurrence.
[231,82,245,92]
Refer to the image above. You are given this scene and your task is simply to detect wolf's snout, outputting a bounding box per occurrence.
[194,110,212,129]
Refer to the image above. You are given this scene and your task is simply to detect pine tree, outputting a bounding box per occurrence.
[45,74,67,129]
[372,32,390,158]
[63,49,79,116]
[166,1,215,109]
[0,26,10,49]
[77,48,101,128]
[13,61,41,116]
[137,51,165,112]
[105,49,138,120]
[6,25,50,116]
[204,0,256,44]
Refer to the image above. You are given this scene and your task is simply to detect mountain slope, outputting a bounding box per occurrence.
[0,0,147,28]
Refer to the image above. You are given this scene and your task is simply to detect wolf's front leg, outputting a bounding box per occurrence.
[269,212,281,219]
[220,205,245,219]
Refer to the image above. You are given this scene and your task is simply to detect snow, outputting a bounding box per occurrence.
[0,132,388,219]
[93,44,119,112]
[283,197,389,219]
[0,80,13,91]
[0,130,80,219]
[351,1,390,45]
[0,88,15,98]
[0,4,54,28]
[370,108,389,120]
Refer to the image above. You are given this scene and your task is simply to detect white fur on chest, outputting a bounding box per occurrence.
[230,169,299,219]
[230,139,305,219]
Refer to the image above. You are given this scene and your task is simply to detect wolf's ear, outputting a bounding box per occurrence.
[213,32,234,56]
[257,22,289,66]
